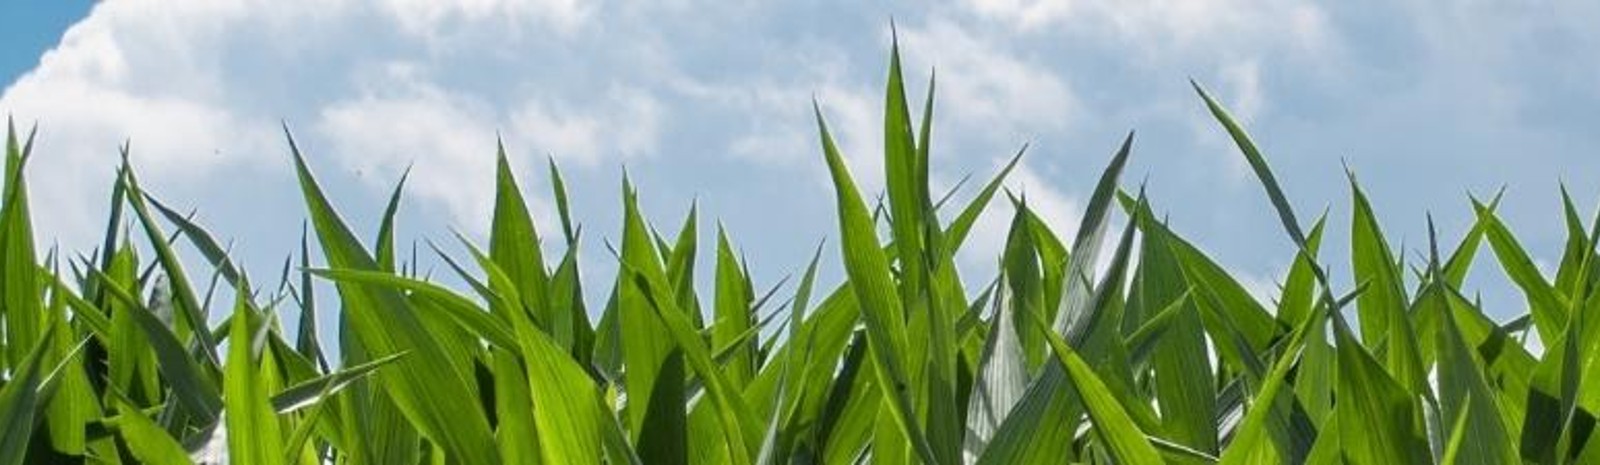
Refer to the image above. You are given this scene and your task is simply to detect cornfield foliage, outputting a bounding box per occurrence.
[2,38,1598,465]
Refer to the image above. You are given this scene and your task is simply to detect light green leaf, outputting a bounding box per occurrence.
[1023,308,1163,464]
[288,128,500,464]
[815,99,944,464]
[224,284,286,465]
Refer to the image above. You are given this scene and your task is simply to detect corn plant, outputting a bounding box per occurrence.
[1,36,1598,465]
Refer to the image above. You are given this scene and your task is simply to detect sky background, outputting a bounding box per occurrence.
[5,0,1600,332]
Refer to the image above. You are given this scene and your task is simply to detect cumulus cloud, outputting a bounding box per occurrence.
[898,18,1077,145]
[377,0,593,38]
[0,0,1334,307]
[510,86,662,167]
[1,0,283,250]
[958,0,1331,56]
[10,0,1599,328]
[727,81,881,192]
[312,62,660,234]
[0,0,1330,258]
[1218,60,1264,123]
[0,0,662,252]
[313,65,503,228]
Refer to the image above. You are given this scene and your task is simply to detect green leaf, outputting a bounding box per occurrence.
[814,101,941,465]
[976,136,1134,465]
[0,330,54,465]
[269,351,406,413]
[1441,193,1499,288]
[42,277,97,456]
[668,205,704,326]
[1277,214,1327,329]
[108,393,195,465]
[1192,81,1307,248]
[83,245,149,395]
[756,241,825,465]
[146,195,245,287]
[547,156,577,245]
[548,236,594,362]
[1473,199,1566,344]
[224,284,286,465]
[1331,312,1430,465]
[1022,308,1164,464]
[308,268,519,351]
[882,32,930,314]
[1,122,42,373]
[614,177,690,464]
[121,161,223,370]
[712,227,757,388]
[1218,296,1329,464]
[1432,282,1518,465]
[622,257,763,465]
[1055,132,1133,339]
[287,128,500,464]
[374,166,409,272]
[520,302,613,464]
[490,347,541,465]
[1348,174,1424,396]
[296,225,327,370]
[963,209,1032,461]
[1138,210,1218,454]
[491,145,553,334]
[881,37,964,464]
[1440,400,1472,465]
[1123,196,1278,371]
[91,269,223,424]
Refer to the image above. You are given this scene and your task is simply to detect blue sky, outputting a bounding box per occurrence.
[5,0,1600,329]
[0,0,94,84]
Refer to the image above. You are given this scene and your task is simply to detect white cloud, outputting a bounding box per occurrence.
[0,0,280,250]
[755,83,880,188]
[695,16,1077,207]
[959,0,1072,31]
[314,67,502,231]
[510,86,663,167]
[378,0,593,38]
[313,62,661,237]
[959,0,1331,56]
[4,0,1592,349]
[7,0,1095,262]
[898,18,1077,145]
[679,55,885,194]
[1219,60,1264,123]
[0,0,658,252]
